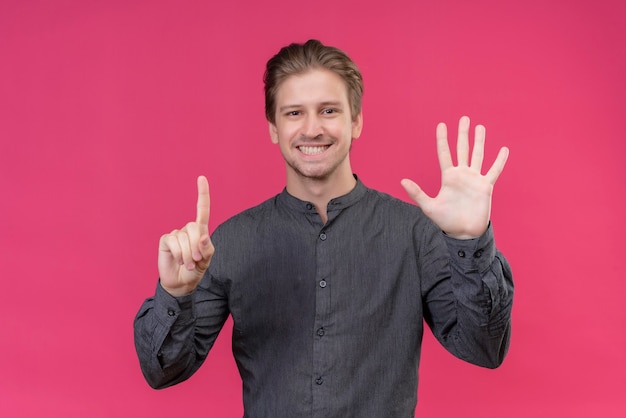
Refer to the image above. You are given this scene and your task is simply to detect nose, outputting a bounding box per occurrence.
[303,114,323,139]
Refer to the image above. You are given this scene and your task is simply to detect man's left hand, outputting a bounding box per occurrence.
[401,116,509,239]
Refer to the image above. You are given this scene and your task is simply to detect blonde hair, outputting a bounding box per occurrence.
[264,39,363,123]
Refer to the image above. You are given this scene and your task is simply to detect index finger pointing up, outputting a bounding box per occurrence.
[196,175,210,226]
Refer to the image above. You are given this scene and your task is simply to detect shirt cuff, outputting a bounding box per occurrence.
[442,222,496,273]
[154,280,196,325]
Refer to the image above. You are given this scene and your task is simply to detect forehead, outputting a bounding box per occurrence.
[275,68,349,106]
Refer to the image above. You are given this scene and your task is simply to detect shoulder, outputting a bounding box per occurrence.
[358,185,441,237]
[214,194,279,235]
[362,186,423,216]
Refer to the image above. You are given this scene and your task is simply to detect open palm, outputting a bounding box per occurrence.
[401,116,509,239]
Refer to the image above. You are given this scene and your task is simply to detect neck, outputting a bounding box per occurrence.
[285,168,356,224]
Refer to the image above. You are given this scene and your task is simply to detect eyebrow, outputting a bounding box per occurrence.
[278,101,344,112]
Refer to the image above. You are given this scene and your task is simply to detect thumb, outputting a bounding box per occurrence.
[195,235,214,271]
[199,234,214,257]
[401,179,431,208]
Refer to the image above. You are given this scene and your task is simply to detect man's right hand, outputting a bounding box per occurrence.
[158,176,214,296]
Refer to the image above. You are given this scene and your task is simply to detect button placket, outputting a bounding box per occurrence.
[312,225,331,406]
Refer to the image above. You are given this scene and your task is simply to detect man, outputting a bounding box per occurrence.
[134,39,514,417]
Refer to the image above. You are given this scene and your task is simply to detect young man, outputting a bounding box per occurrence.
[134,39,514,417]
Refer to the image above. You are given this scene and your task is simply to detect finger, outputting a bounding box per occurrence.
[184,221,204,262]
[175,229,196,270]
[456,116,470,166]
[470,124,486,172]
[196,176,210,227]
[159,232,184,266]
[485,146,510,184]
[401,178,432,209]
[436,122,453,171]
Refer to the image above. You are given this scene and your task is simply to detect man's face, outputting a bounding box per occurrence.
[269,68,363,183]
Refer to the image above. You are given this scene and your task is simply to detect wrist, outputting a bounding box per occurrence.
[160,281,198,297]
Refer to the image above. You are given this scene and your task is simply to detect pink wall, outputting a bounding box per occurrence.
[1,0,625,416]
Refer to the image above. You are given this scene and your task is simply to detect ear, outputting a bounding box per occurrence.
[352,111,363,139]
[269,121,279,144]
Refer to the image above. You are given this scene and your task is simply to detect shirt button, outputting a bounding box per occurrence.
[167,310,176,317]
[315,377,324,385]
[319,280,327,288]
[317,328,325,337]
[474,249,483,258]
[319,232,327,241]
[306,203,313,210]
[457,250,466,258]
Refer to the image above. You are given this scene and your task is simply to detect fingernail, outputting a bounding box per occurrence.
[186,262,196,270]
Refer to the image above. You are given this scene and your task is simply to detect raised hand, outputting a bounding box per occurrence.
[401,116,509,239]
[158,176,215,296]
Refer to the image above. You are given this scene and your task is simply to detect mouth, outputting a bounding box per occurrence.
[297,145,330,156]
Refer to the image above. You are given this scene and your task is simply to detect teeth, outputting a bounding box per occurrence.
[299,145,329,155]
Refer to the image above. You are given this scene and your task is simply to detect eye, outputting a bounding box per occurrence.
[322,108,336,115]
[287,111,300,116]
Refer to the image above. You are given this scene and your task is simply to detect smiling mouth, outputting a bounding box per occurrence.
[298,145,330,155]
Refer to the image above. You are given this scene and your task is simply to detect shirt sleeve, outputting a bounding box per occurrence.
[133,273,230,389]
[420,221,514,368]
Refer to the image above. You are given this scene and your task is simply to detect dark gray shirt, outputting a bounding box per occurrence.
[134,178,514,417]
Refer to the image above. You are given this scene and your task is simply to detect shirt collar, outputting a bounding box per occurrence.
[277,175,368,214]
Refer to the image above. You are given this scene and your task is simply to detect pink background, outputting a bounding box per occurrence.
[1,0,625,416]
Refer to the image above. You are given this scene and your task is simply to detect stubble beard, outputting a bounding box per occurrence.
[285,139,353,182]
